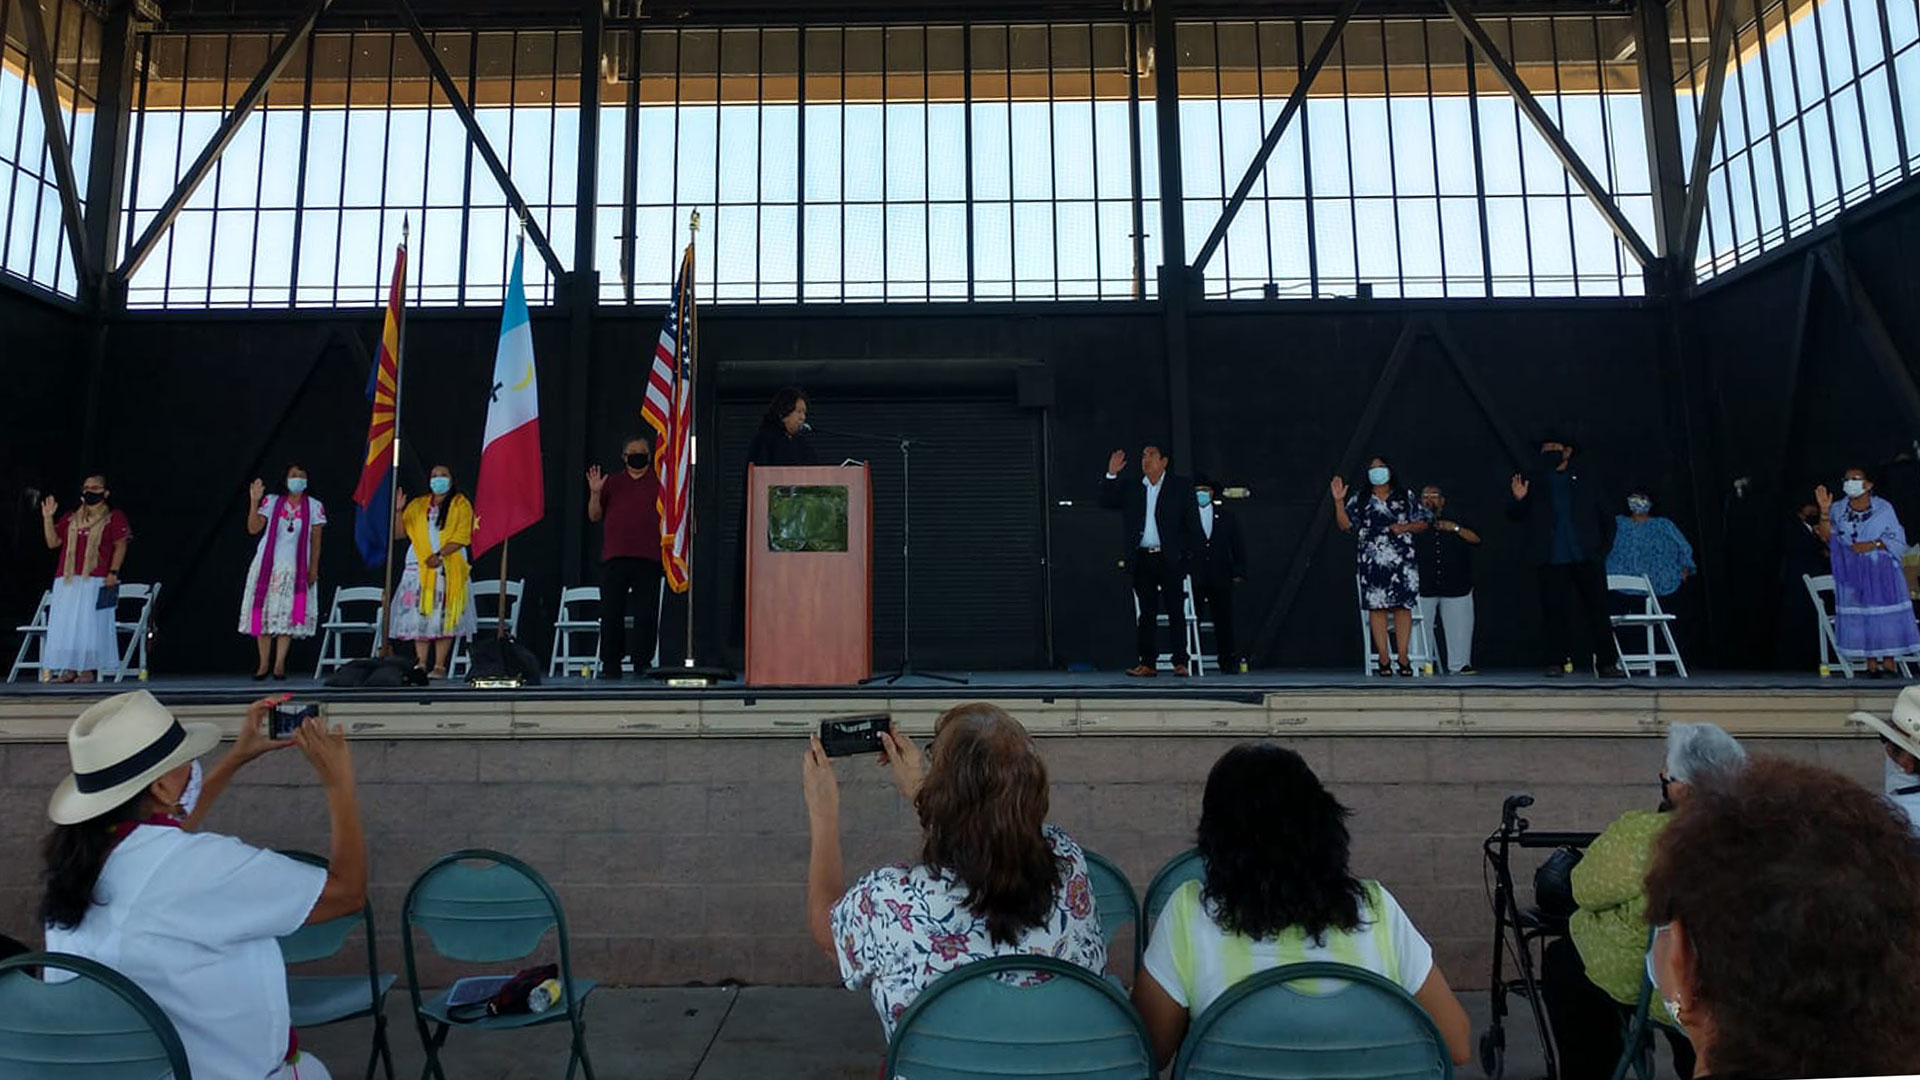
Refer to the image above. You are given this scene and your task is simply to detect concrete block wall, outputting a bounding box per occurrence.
[0,734,1885,991]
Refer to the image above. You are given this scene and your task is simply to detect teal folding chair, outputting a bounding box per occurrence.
[401,850,597,1080]
[0,951,193,1080]
[885,955,1156,1080]
[1082,849,1143,974]
[277,851,396,1080]
[1173,961,1453,1080]
[1143,848,1206,941]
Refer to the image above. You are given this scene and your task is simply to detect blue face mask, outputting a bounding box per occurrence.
[1196,491,1212,508]
[286,477,308,495]
[429,476,452,496]
[1627,497,1651,515]
[1367,466,1391,486]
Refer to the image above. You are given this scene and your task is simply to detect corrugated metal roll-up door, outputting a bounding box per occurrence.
[713,395,1046,672]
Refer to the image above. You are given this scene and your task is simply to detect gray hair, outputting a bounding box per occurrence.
[1664,723,1748,785]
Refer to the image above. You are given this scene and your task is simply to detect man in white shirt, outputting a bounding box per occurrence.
[1191,476,1246,673]
[1100,445,1202,677]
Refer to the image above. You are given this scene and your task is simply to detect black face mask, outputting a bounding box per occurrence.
[80,491,104,505]
[1803,512,1820,526]
[625,453,649,470]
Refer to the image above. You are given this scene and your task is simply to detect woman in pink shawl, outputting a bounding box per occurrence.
[1817,467,1920,677]
[238,465,325,680]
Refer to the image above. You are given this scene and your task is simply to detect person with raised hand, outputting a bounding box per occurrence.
[39,473,131,683]
[1333,456,1426,676]
[1816,466,1920,677]
[238,465,326,681]
[39,690,365,1079]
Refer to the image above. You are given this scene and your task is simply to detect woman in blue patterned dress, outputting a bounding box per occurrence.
[1817,467,1920,676]
[1333,456,1428,676]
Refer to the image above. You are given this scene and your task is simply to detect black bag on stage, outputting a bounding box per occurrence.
[467,634,543,685]
[324,657,428,689]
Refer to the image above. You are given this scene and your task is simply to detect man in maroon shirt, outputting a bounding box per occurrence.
[587,434,664,679]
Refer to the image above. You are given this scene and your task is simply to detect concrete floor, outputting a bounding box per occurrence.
[293,983,1685,1080]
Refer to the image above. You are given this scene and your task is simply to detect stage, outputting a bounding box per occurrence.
[0,668,1892,742]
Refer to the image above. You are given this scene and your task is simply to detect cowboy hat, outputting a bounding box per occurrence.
[1849,684,1920,761]
[48,691,220,826]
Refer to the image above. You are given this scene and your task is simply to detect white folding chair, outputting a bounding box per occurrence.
[1607,573,1689,678]
[7,589,52,683]
[448,579,525,677]
[1356,582,1437,677]
[549,586,602,678]
[1132,575,1206,676]
[313,586,388,678]
[1804,572,1919,678]
[106,583,160,682]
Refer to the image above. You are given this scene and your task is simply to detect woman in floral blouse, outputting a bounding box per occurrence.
[1332,455,1428,676]
[801,702,1106,1039]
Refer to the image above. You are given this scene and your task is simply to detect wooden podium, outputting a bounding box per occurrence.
[745,464,873,685]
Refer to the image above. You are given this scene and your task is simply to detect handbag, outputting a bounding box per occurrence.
[1533,845,1585,921]
[95,584,119,610]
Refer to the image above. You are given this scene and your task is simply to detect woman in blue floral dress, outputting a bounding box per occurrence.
[1333,455,1428,676]
[801,702,1107,1040]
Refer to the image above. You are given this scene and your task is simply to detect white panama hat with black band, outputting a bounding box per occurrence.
[48,690,221,826]
[1848,684,1920,762]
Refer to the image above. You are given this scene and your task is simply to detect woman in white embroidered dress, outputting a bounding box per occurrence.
[238,466,325,681]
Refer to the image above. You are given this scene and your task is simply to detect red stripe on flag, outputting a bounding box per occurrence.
[471,420,544,558]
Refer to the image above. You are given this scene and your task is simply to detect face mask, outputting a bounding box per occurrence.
[1628,497,1651,515]
[625,453,649,470]
[286,477,308,495]
[1844,478,1868,498]
[1803,511,1820,526]
[1367,466,1391,486]
[179,759,204,818]
[429,476,452,496]
[80,491,104,505]
[1423,500,1442,512]
[1541,449,1564,466]
[1196,491,1212,508]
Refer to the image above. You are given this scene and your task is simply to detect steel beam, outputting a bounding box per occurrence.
[18,0,93,287]
[1444,0,1656,267]
[1425,316,1534,467]
[1632,0,1688,264]
[396,0,568,281]
[1678,0,1739,276]
[562,0,602,594]
[83,0,138,308]
[114,0,331,281]
[1817,242,1920,436]
[1193,0,1358,276]
[1151,0,1194,466]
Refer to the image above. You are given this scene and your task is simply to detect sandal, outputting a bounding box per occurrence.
[428,666,448,680]
[52,671,77,684]
[74,671,96,684]
[1396,662,1416,677]
[1373,663,1392,678]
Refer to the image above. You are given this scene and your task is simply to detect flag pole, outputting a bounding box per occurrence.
[378,218,410,657]
[682,210,699,669]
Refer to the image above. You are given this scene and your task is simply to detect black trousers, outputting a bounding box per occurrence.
[1194,578,1237,667]
[1132,550,1189,667]
[1541,937,1694,1080]
[1538,560,1616,670]
[601,556,664,676]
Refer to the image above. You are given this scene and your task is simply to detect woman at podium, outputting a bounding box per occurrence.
[746,387,817,467]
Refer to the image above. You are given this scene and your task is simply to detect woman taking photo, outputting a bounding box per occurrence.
[40,690,366,1080]
[238,466,325,681]
[802,702,1106,1038]
[1332,456,1427,676]
[38,474,131,683]
[1132,743,1472,1069]
[1816,467,1920,676]
[390,465,475,678]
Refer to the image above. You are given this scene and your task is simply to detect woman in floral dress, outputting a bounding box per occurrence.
[237,465,324,680]
[1332,455,1428,676]
[801,702,1107,1039]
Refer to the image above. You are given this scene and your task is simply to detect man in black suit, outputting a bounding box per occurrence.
[1191,476,1247,673]
[1507,434,1624,678]
[1101,444,1202,677]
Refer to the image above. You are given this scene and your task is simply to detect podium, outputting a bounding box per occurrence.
[745,464,873,685]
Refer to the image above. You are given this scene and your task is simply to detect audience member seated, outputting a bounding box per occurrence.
[1130,744,1472,1068]
[801,702,1106,1038]
[1848,683,1920,835]
[1645,757,1920,1079]
[38,691,367,1080]
[1544,722,1746,1080]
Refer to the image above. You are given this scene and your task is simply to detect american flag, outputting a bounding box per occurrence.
[642,242,697,593]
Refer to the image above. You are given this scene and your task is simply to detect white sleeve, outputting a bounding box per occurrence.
[152,833,328,947]
[312,499,328,527]
[1140,885,1190,1009]
[1373,885,1435,994]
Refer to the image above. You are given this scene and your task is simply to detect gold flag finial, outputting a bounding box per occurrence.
[689,209,701,234]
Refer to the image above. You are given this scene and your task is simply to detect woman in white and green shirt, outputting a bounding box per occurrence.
[1132,744,1472,1068]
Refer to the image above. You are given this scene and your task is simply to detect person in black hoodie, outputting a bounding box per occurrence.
[1191,476,1247,673]
[1507,435,1624,678]
[1101,445,1202,677]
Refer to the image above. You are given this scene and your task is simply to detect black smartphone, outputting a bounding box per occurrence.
[819,713,891,758]
[270,699,323,740]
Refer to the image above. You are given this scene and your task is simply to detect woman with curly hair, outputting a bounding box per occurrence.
[1644,757,1920,1079]
[800,702,1105,1038]
[1133,743,1471,1068]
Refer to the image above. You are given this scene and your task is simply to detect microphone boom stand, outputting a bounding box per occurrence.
[808,425,967,687]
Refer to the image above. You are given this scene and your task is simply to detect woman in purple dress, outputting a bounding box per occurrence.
[1817,467,1920,676]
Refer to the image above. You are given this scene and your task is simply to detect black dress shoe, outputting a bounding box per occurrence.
[251,671,269,682]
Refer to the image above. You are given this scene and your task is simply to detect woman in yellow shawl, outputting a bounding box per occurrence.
[389,465,475,677]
